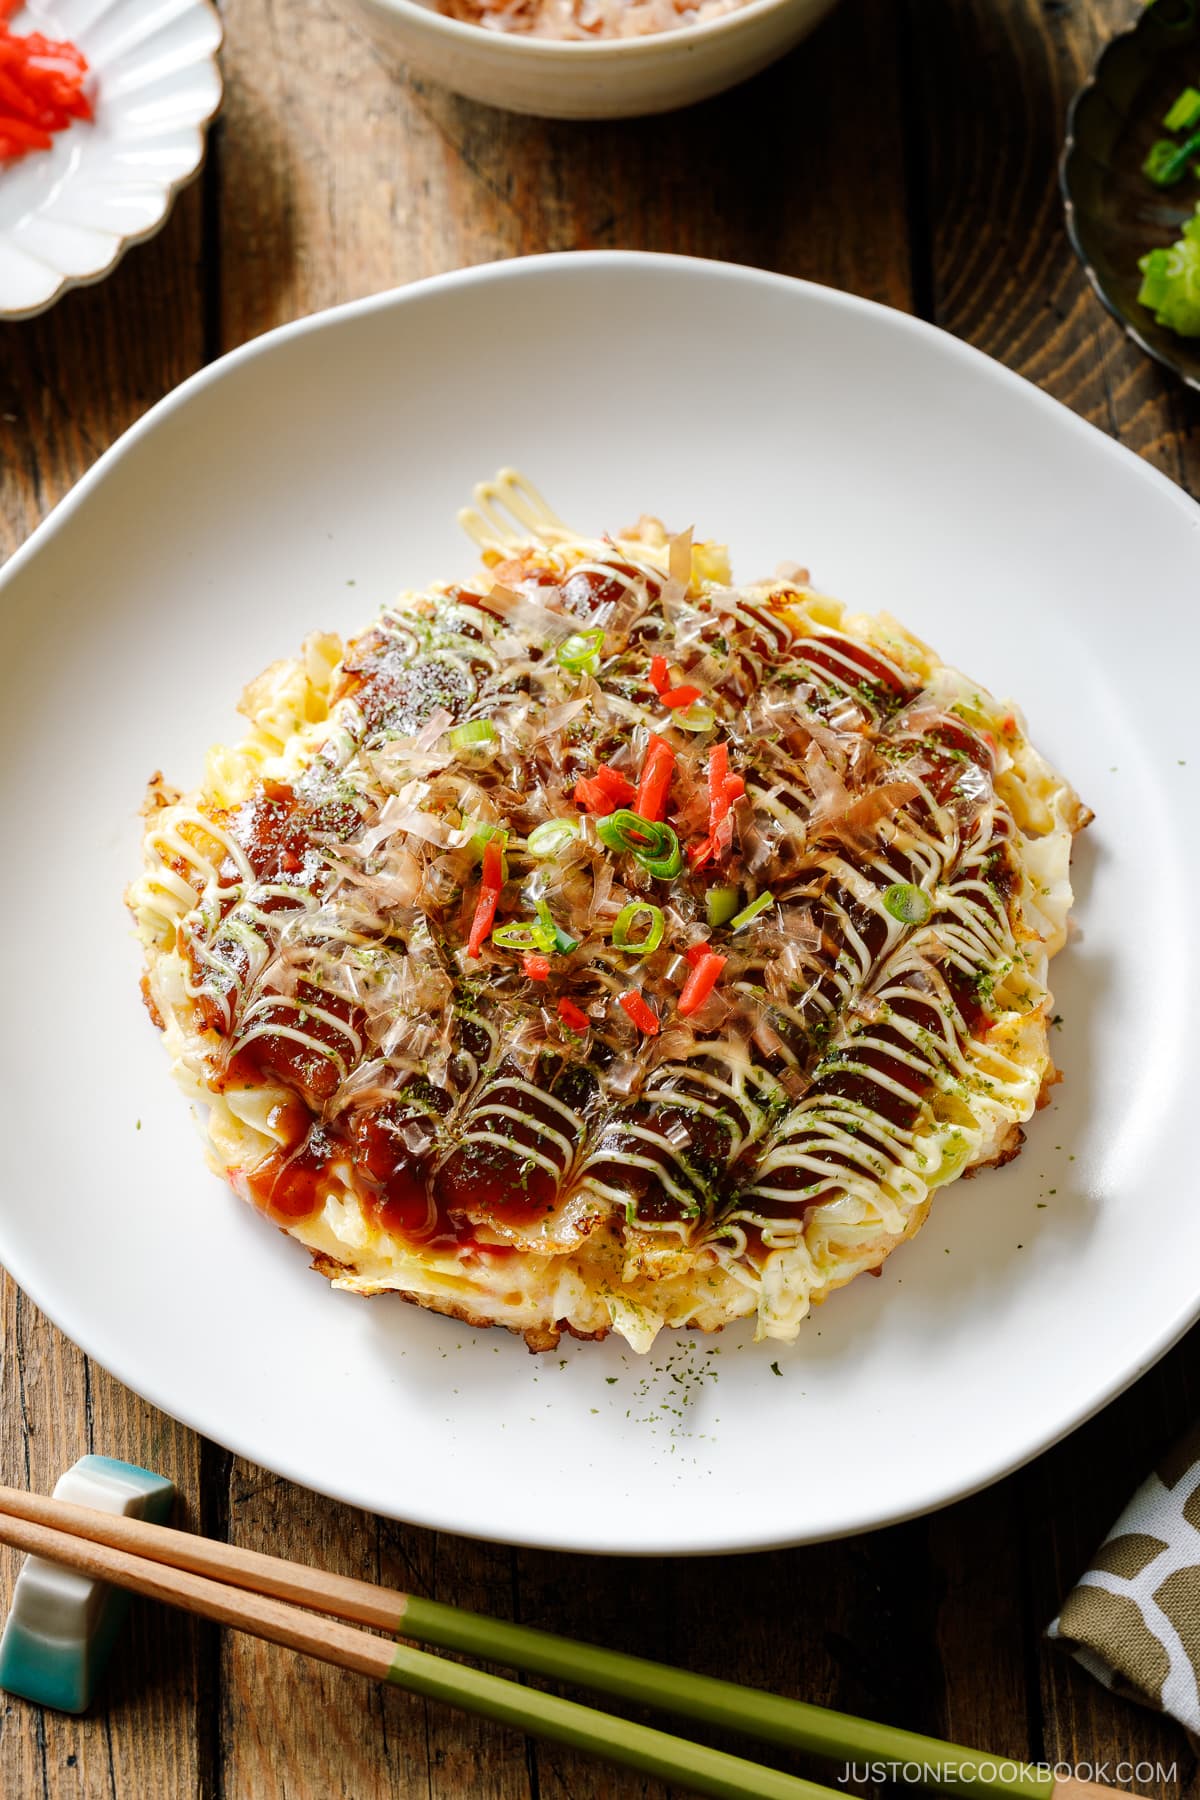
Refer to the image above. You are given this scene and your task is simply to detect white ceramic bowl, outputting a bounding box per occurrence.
[347,0,838,119]
[0,0,222,318]
[1,253,1199,1553]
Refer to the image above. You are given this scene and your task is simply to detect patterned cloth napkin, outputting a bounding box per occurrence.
[1048,1423,1200,1730]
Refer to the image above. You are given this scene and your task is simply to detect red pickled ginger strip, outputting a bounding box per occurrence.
[0,10,91,163]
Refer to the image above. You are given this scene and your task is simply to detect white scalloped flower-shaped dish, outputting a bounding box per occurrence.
[0,0,221,318]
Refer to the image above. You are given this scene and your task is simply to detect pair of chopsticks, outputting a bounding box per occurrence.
[0,1485,1083,1800]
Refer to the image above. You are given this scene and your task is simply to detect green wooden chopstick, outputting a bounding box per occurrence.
[400,1591,1053,1800]
[385,1631,846,1800]
[0,1484,1064,1800]
[0,1500,835,1800]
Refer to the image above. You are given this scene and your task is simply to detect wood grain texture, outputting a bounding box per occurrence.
[220,1479,535,1800]
[215,0,913,349]
[3,0,1200,1794]
[907,0,1200,491]
[0,184,208,558]
[0,1284,208,1800]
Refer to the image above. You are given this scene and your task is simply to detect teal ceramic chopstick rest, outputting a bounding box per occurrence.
[0,1455,175,1712]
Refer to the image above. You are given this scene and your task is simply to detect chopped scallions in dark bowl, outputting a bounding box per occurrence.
[1060,0,1200,391]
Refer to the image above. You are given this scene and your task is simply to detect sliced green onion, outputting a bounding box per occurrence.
[883,882,933,926]
[556,628,606,675]
[640,834,682,880]
[611,902,665,957]
[1165,86,1200,133]
[596,813,639,855]
[1144,128,1200,188]
[527,818,581,859]
[597,813,683,879]
[492,919,556,952]
[464,822,508,880]
[465,819,505,858]
[595,810,682,881]
[706,886,740,929]
[670,700,717,733]
[1144,139,1181,185]
[1138,245,1174,315]
[450,719,497,754]
[1138,204,1200,337]
[535,899,579,956]
[729,890,775,931]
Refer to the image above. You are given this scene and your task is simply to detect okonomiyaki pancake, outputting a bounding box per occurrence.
[130,470,1088,1353]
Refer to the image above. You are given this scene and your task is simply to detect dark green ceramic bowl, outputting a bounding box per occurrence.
[1060,0,1200,393]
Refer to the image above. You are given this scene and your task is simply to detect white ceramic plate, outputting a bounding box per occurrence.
[1,253,1197,1554]
[0,0,221,318]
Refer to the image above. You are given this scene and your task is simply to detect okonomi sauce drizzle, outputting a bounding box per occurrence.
[139,534,1036,1284]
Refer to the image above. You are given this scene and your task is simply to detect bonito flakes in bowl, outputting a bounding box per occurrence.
[343,0,839,118]
[440,0,754,40]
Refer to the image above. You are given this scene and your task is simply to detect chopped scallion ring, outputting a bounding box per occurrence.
[450,719,497,754]
[670,700,717,733]
[611,902,665,957]
[1165,87,1200,134]
[493,919,556,952]
[1143,129,1200,188]
[706,886,740,928]
[556,628,606,675]
[595,810,683,881]
[527,818,581,859]
[535,898,579,955]
[595,811,653,855]
[1138,210,1200,335]
[729,890,774,931]
[882,882,933,926]
[465,819,505,858]
[640,834,683,881]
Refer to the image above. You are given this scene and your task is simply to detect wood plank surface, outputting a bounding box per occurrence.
[3,0,1200,1795]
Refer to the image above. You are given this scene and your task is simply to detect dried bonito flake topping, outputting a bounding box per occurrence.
[130,482,1088,1355]
[437,0,757,40]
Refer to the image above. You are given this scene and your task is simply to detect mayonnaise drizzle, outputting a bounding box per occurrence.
[133,498,1080,1348]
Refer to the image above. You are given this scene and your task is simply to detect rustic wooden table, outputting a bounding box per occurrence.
[1,0,1198,1792]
